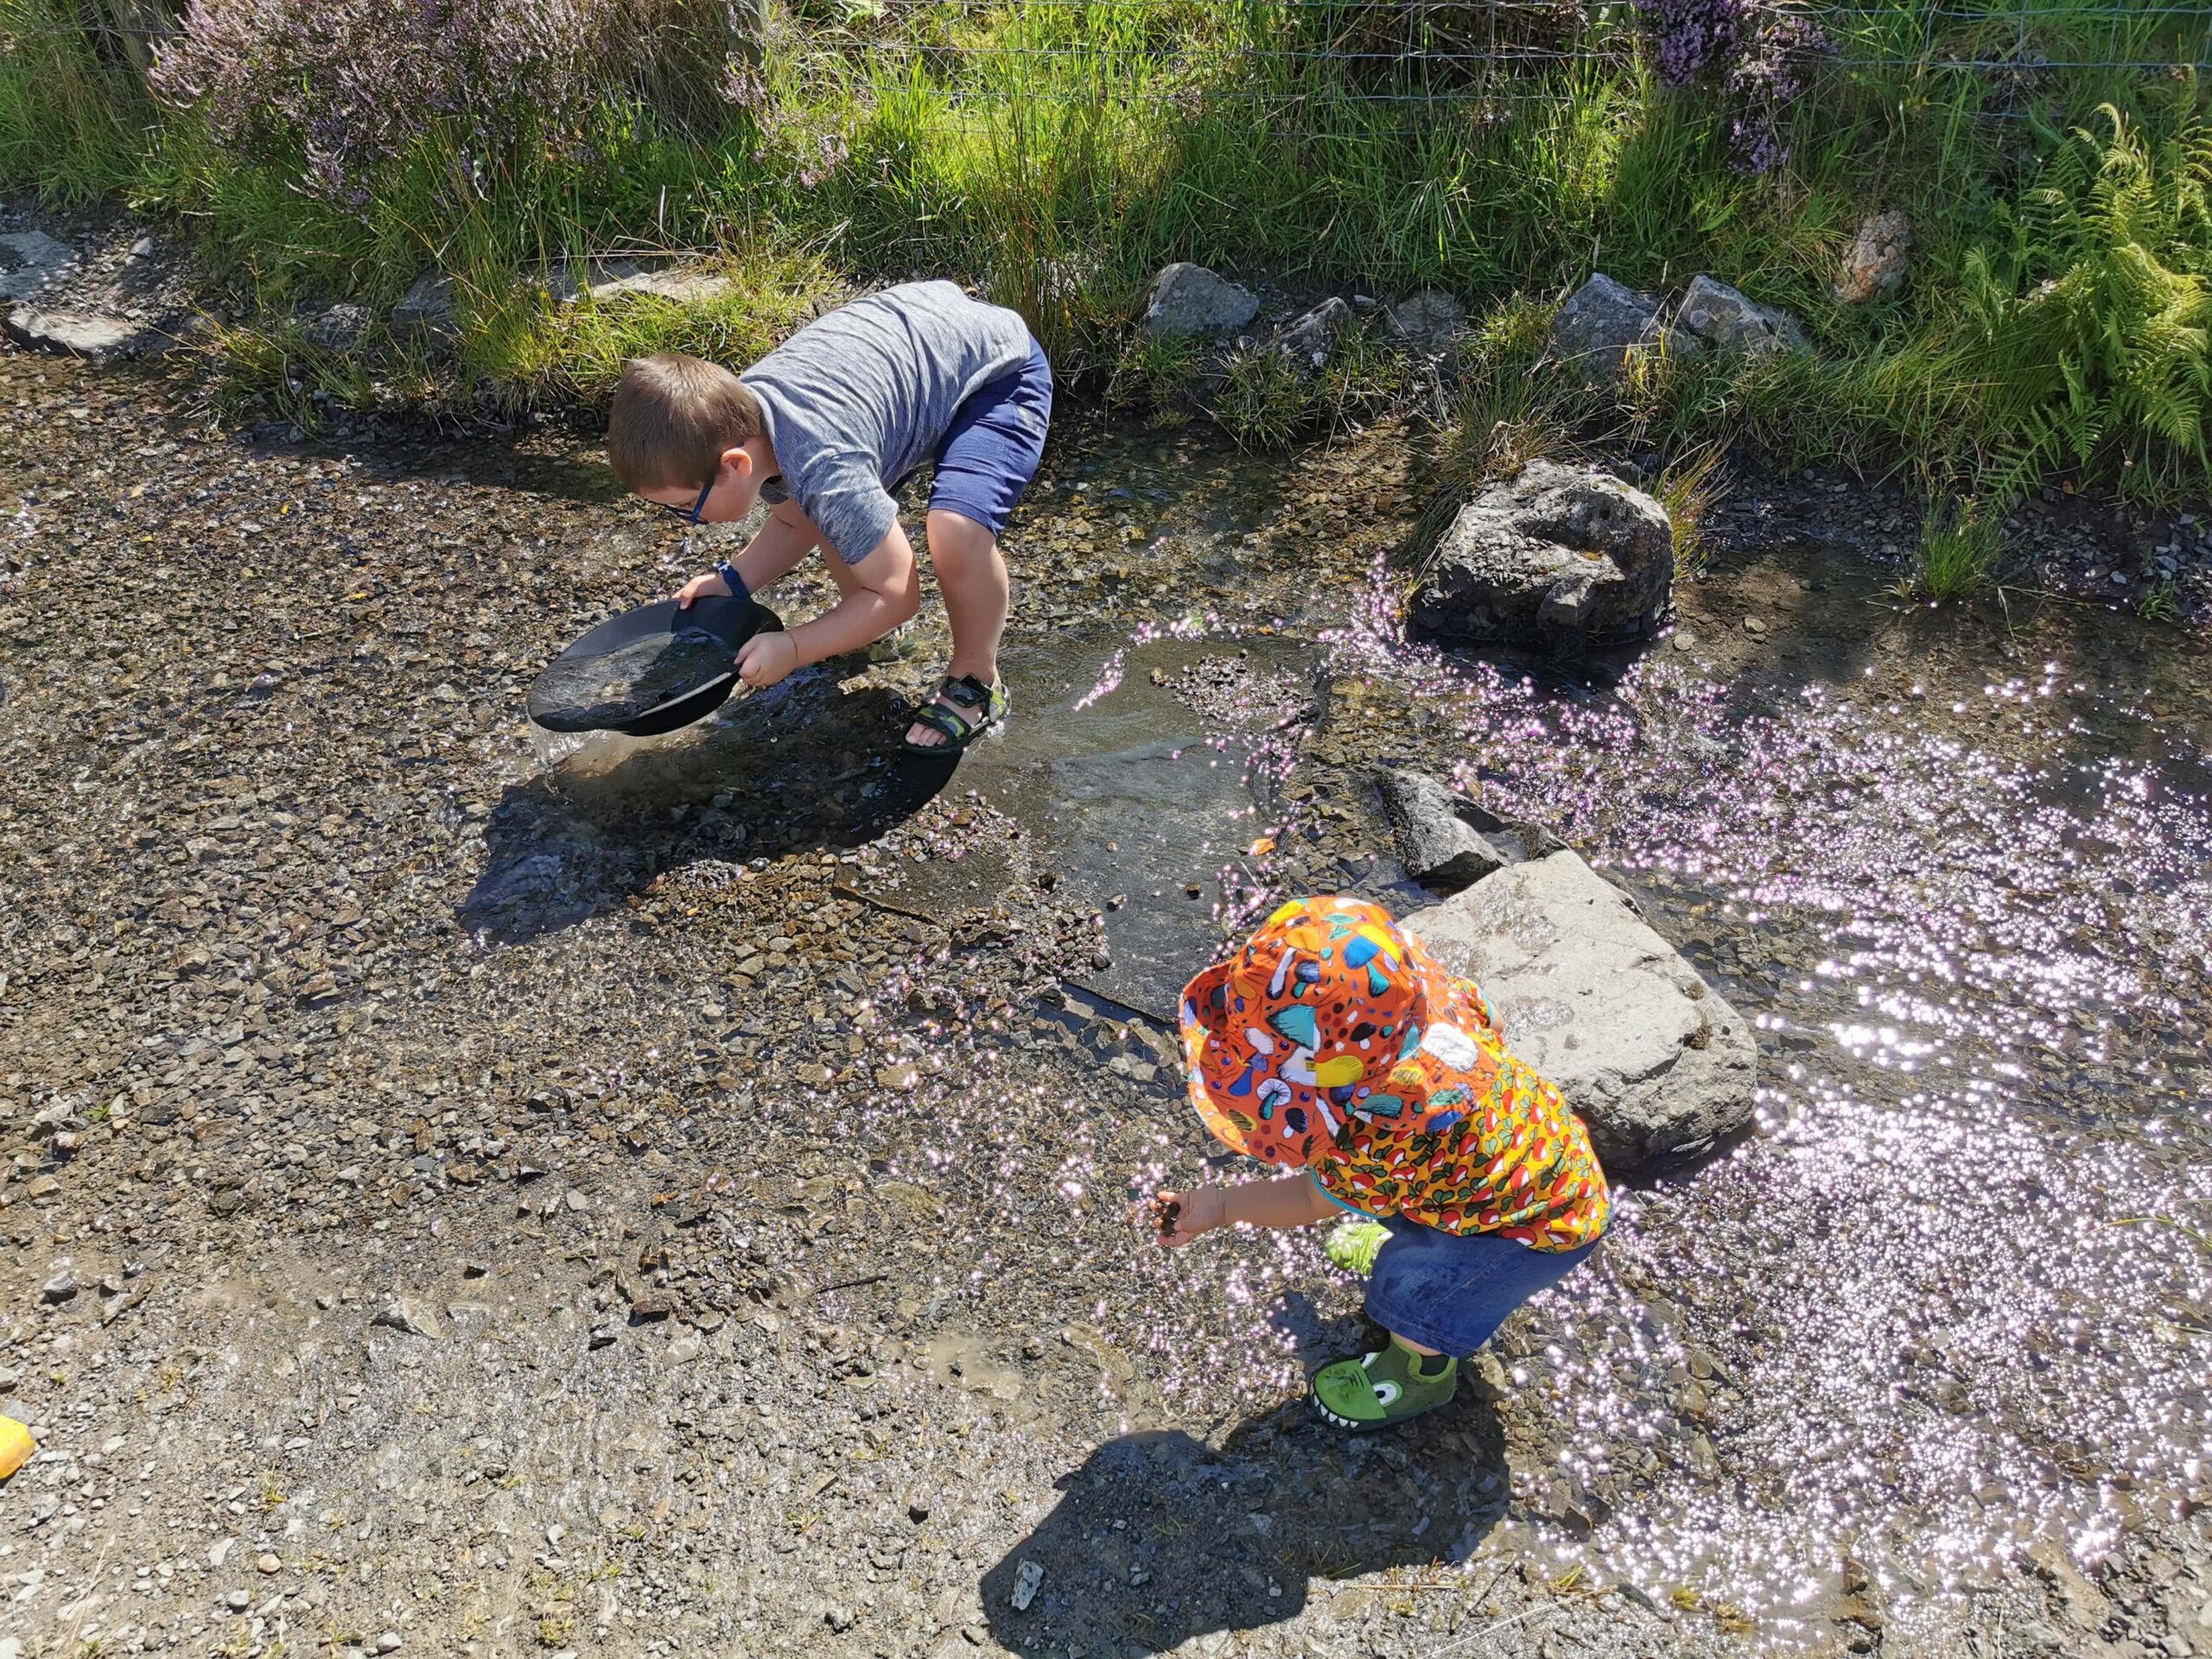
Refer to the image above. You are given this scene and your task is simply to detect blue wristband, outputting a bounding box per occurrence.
[714,559,749,605]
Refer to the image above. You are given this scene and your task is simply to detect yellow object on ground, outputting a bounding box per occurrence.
[0,1415,33,1480]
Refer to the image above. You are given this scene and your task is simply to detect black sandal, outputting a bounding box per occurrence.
[903,674,1008,754]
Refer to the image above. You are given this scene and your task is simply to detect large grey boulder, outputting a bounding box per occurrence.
[1409,460,1675,652]
[1141,263,1259,340]
[1376,768,1515,892]
[1403,849,1757,1171]
[1546,273,1700,384]
[1675,275,1808,358]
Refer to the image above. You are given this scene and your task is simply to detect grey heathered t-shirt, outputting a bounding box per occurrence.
[740,281,1034,564]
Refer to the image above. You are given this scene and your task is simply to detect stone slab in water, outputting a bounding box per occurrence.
[1376,767,1514,892]
[1402,849,1757,1172]
[1410,461,1675,652]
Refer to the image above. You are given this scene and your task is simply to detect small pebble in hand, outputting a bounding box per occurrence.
[1148,1195,1181,1243]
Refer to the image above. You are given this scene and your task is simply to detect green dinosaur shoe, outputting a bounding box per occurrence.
[1312,1337,1459,1433]
[1323,1218,1390,1277]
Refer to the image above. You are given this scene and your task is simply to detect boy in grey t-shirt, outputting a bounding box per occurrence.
[607,281,1052,752]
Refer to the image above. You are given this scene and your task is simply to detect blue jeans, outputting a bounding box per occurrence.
[1363,1217,1601,1359]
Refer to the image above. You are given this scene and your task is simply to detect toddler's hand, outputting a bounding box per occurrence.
[1151,1187,1224,1249]
[736,631,800,690]
[676,569,732,609]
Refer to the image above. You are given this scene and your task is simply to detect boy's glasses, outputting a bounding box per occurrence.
[658,476,715,524]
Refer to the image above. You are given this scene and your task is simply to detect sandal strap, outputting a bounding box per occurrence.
[937,674,994,711]
[909,701,980,745]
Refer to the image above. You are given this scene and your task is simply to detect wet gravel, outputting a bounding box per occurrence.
[3,339,2210,1659]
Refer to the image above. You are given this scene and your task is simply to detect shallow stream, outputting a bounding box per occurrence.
[4,345,2209,1653]
[532,416,2212,1639]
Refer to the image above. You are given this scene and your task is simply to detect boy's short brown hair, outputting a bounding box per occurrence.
[607,352,763,493]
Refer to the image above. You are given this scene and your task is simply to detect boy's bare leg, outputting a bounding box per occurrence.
[907,507,1009,749]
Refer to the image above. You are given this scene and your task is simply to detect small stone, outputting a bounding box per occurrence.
[1834,209,1914,305]
[1742,615,1767,636]
[1675,274,1808,358]
[1381,288,1466,352]
[391,270,455,341]
[371,1299,443,1339]
[130,235,156,259]
[40,1270,77,1303]
[1672,629,1699,652]
[209,1538,235,1567]
[908,1495,931,1523]
[667,1335,702,1364]
[874,1064,918,1092]
[225,1588,251,1611]
[25,1176,59,1200]
[302,302,372,350]
[823,1604,855,1633]
[257,1553,281,1574]
[463,1261,490,1278]
[375,1634,403,1655]
[1009,1559,1044,1611]
[564,1188,589,1212]
[588,1321,621,1351]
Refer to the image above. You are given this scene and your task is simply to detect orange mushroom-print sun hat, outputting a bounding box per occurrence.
[1176,894,1610,1249]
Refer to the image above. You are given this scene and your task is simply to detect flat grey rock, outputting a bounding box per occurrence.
[535,258,736,308]
[5,306,159,363]
[1409,460,1675,652]
[301,302,373,350]
[1675,274,1808,357]
[1402,849,1757,1171]
[1382,288,1466,352]
[1141,263,1259,340]
[0,231,75,302]
[1376,768,1513,892]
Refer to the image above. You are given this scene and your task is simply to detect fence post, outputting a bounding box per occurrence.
[82,0,180,81]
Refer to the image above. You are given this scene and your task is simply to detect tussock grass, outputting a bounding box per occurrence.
[1914,497,2003,601]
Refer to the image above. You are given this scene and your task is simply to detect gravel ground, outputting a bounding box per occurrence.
[3,310,2209,1659]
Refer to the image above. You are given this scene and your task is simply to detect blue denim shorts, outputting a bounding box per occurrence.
[1362,1216,1602,1359]
[921,338,1052,541]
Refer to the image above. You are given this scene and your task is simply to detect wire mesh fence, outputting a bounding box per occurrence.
[23,0,2211,147]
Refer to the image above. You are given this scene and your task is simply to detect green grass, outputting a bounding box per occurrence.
[1914,497,2003,601]
[2,0,2209,508]
[0,0,144,199]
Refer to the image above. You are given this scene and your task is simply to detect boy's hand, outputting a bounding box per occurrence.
[1151,1187,1225,1249]
[676,569,732,609]
[735,631,800,690]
